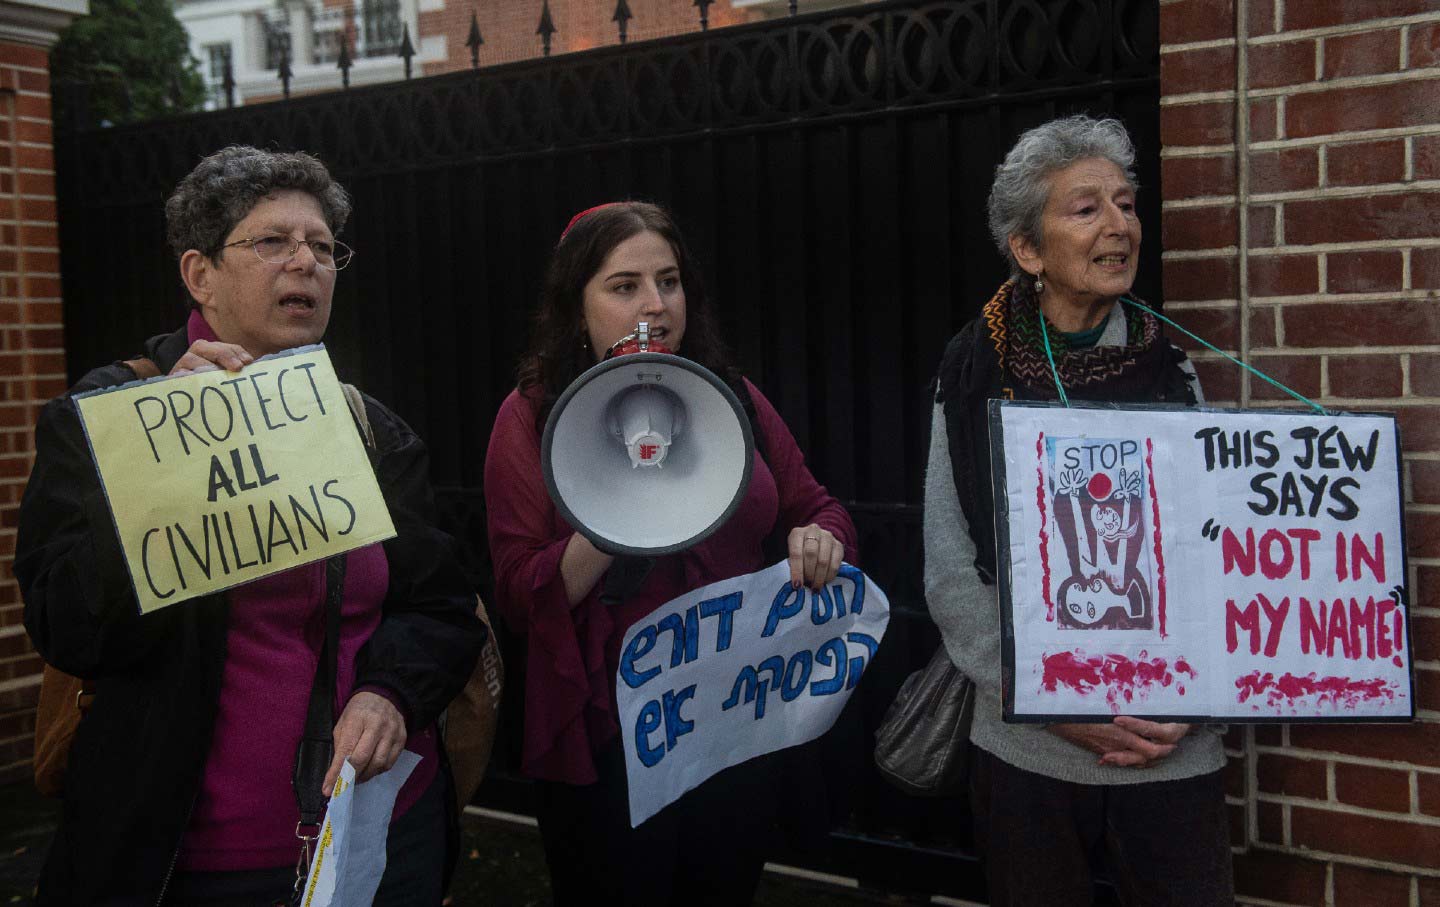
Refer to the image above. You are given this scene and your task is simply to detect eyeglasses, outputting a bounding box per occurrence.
[222,233,355,271]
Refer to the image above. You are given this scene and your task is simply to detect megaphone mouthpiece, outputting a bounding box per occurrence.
[608,385,686,468]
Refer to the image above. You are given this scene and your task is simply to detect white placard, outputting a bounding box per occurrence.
[991,400,1410,722]
[617,560,890,826]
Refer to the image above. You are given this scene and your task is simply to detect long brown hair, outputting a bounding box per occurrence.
[516,201,735,428]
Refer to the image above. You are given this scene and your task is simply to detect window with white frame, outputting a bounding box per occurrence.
[203,42,232,105]
[357,0,403,57]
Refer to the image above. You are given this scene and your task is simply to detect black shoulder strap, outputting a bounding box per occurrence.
[731,376,769,466]
[293,555,348,827]
[730,377,789,564]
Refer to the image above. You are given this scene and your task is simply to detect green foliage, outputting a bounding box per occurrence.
[50,0,207,127]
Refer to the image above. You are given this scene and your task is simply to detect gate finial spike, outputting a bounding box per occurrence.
[337,33,353,88]
[537,0,556,57]
[612,0,632,44]
[399,23,416,79]
[278,34,293,98]
[466,10,484,68]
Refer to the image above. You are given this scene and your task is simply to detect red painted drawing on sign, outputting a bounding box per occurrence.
[1037,433,1053,621]
[1041,650,1195,711]
[1234,670,1401,710]
[1146,439,1167,638]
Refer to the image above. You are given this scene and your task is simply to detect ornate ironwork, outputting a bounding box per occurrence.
[466,10,484,68]
[58,0,1157,193]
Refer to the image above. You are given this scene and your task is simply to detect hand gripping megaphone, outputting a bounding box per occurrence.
[541,323,755,557]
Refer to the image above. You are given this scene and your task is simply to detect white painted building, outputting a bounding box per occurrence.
[176,0,446,106]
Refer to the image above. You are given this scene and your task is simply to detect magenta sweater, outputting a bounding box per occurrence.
[176,313,438,871]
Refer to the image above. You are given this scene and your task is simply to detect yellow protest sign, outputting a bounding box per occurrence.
[75,345,396,614]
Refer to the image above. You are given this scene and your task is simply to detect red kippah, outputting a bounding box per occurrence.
[559,202,622,243]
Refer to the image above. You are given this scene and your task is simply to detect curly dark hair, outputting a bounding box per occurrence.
[517,201,735,429]
[164,145,351,260]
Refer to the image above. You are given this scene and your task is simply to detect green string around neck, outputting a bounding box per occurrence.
[1034,296,1327,414]
[1036,311,1070,406]
[1120,297,1326,414]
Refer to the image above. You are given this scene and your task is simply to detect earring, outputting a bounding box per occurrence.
[1034,273,1045,294]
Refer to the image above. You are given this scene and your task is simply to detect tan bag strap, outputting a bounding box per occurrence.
[340,383,375,449]
[122,357,162,381]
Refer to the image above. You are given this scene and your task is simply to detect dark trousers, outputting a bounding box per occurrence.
[163,773,446,906]
[535,740,781,907]
[969,747,1234,907]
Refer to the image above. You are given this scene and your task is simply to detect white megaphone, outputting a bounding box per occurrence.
[542,323,755,557]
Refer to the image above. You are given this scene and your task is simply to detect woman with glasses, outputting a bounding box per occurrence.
[16,145,485,906]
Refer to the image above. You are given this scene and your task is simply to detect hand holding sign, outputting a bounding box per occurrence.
[168,339,254,376]
[1048,717,1188,768]
[786,523,844,591]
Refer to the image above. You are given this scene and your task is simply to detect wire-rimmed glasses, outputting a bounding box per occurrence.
[222,233,355,271]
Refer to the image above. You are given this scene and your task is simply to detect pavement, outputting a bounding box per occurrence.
[0,782,923,906]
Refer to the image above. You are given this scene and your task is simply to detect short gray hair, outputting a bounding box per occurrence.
[986,115,1138,278]
[164,145,351,260]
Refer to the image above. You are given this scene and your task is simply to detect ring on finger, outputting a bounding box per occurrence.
[803,535,820,544]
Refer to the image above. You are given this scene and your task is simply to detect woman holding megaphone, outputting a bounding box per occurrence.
[485,201,856,905]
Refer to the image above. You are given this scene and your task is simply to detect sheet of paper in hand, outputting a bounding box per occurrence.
[990,400,1410,723]
[74,345,396,613]
[617,560,890,827]
[300,751,421,907]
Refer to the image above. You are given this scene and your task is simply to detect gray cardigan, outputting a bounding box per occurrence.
[923,303,1225,784]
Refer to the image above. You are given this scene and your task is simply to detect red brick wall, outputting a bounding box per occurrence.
[0,40,61,786]
[418,0,765,74]
[1161,1,1440,902]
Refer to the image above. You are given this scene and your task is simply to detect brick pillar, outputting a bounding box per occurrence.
[0,13,78,783]
[1161,1,1440,903]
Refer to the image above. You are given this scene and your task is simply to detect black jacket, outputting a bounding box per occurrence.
[16,325,486,905]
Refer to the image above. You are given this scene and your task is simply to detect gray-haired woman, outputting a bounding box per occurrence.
[17,145,485,905]
[924,115,1232,905]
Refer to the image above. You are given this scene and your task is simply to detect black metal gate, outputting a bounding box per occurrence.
[56,0,1158,898]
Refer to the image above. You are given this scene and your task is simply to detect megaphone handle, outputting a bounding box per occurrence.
[600,556,655,606]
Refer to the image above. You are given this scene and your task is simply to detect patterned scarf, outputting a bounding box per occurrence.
[985,279,1161,393]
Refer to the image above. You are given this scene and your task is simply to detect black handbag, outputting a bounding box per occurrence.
[873,645,975,796]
